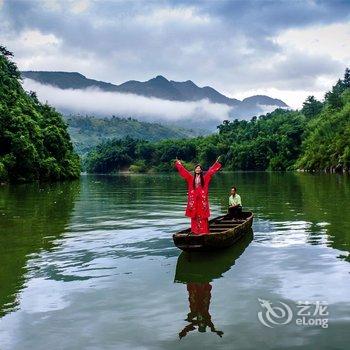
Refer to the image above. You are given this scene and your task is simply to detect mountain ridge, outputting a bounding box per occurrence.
[21,71,288,110]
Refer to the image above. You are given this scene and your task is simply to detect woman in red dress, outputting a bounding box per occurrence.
[174,156,222,234]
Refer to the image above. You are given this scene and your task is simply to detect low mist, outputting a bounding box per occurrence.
[23,79,232,126]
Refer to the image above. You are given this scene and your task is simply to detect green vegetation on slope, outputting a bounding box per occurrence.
[65,115,200,154]
[84,108,306,173]
[217,109,306,171]
[0,46,80,183]
[296,75,350,172]
[84,69,350,174]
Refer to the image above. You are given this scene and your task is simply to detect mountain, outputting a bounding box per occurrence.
[21,71,288,113]
[171,79,240,105]
[21,71,120,92]
[242,95,287,106]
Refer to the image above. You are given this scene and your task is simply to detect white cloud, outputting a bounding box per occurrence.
[18,29,60,48]
[135,6,211,26]
[275,22,350,63]
[258,104,288,115]
[70,0,90,14]
[1,1,349,111]
[42,0,61,11]
[0,29,61,61]
[233,88,323,110]
[22,78,231,123]
[42,0,90,13]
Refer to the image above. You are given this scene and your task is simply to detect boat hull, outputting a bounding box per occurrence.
[172,211,254,252]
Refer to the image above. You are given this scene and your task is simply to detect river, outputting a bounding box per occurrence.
[0,172,349,349]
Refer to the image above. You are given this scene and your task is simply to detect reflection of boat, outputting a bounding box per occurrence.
[175,229,253,339]
[174,229,253,284]
[173,211,254,252]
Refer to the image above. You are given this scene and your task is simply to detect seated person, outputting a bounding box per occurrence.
[227,186,242,218]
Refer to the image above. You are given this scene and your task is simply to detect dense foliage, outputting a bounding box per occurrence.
[65,114,200,154]
[296,76,350,172]
[0,46,80,183]
[85,69,350,174]
[218,110,306,170]
[85,108,306,173]
[85,136,204,173]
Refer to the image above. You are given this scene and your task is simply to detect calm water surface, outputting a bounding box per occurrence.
[0,172,349,350]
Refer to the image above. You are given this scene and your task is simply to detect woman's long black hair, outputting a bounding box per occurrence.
[193,164,205,187]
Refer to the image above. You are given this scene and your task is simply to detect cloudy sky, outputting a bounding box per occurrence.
[1,0,350,109]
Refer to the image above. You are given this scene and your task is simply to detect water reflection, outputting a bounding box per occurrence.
[0,180,80,317]
[0,172,349,349]
[175,230,253,338]
[179,282,223,339]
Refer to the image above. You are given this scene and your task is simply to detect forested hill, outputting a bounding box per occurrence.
[296,75,350,172]
[65,115,202,154]
[0,46,80,183]
[85,69,350,174]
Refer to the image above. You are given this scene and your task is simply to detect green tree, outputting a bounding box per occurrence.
[302,96,323,119]
[0,46,80,183]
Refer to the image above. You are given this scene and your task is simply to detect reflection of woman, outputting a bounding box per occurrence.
[174,156,222,234]
[175,232,253,340]
[179,282,223,339]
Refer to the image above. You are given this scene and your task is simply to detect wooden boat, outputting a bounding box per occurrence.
[173,211,254,252]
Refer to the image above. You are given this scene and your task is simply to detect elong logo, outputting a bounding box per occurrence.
[258,298,293,328]
[257,298,329,329]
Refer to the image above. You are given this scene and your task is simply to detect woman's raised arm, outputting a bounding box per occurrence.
[205,156,222,181]
[174,159,192,182]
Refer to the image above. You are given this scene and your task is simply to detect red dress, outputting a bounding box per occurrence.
[175,161,222,234]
